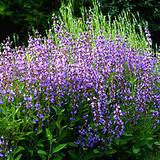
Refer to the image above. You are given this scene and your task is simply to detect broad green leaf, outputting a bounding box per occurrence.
[53,144,67,153]
[154,141,160,146]
[37,150,48,156]
[37,143,44,148]
[132,147,140,154]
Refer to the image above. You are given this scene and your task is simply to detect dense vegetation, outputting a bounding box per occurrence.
[0,0,160,48]
[0,0,60,44]
[0,1,160,160]
[99,0,160,50]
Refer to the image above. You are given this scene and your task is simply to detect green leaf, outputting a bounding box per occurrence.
[147,143,153,150]
[115,138,127,146]
[132,147,140,154]
[37,150,48,156]
[46,128,53,140]
[107,149,117,155]
[37,143,44,148]
[93,149,100,154]
[154,141,160,146]
[15,154,22,160]
[55,121,61,129]
[53,144,67,153]
[13,146,24,155]
[16,137,25,141]
[68,142,77,147]
[130,75,136,84]
[123,133,133,137]
[26,52,32,62]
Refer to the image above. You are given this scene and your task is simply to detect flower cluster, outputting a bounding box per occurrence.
[0,136,12,158]
[0,21,159,150]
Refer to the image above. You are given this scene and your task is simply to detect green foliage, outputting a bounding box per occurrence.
[1,0,160,49]
[0,0,59,45]
[70,0,160,49]
[1,95,73,159]
[49,0,151,52]
[98,0,160,48]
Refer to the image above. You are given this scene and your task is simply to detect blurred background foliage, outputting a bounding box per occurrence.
[0,0,61,45]
[0,0,160,49]
[99,0,160,50]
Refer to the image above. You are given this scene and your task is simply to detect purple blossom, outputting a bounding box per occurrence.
[0,19,159,149]
[0,98,3,105]
[0,153,4,157]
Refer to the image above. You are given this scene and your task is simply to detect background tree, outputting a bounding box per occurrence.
[0,0,60,45]
[0,0,160,49]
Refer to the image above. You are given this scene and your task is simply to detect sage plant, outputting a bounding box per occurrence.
[0,19,159,154]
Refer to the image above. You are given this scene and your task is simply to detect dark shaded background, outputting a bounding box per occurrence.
[0,0,160,50]
[0,0,61,45]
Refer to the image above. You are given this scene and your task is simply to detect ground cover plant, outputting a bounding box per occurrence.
[0,1,160,160]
